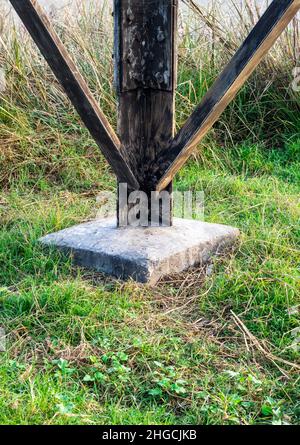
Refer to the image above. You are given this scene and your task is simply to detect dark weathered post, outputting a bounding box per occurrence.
[114,0,178,226]
[10,0,300,283]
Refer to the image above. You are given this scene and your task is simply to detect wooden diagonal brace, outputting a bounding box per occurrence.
[156,0,300,192]
[9,0,139,190]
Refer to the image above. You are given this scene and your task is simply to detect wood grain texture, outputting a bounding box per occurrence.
[115,0,178,225]
[9,0,139,189]
[156,0,300,192]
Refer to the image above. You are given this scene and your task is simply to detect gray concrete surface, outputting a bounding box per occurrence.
[39,218,240,285]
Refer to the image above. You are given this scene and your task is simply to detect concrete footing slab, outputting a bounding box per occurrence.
[39,218,240,285]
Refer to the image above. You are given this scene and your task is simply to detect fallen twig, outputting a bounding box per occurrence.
[231,311,300,377]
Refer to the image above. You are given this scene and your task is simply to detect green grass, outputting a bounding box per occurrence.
[0,136,299,425]
[0,0,299,425]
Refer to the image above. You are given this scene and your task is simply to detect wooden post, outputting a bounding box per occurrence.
[9,0,300,225]
[114,0,178,226]
[9,0,139,190]
[155,0,300,191]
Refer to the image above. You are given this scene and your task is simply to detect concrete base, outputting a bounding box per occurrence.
[39,218,239,285]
